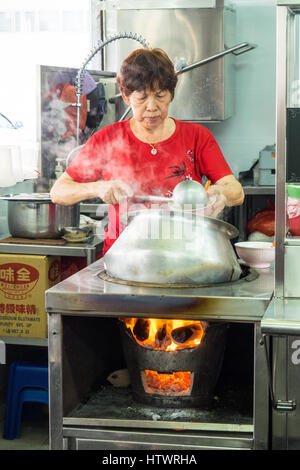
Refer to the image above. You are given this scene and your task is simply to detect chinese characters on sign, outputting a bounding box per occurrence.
[0,263,39,300]
[0,302,39,336]
[0,266,31,282]
[0,303,37,314]
[0,256,60,338]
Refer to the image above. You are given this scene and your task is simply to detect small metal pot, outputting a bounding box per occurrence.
[0,194,80,239]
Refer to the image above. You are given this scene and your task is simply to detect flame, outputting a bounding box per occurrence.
[122,317,204,351]
[143,370,192,396]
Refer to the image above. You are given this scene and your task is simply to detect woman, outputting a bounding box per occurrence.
[51,48,244,255]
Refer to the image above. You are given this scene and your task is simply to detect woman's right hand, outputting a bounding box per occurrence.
[96,179,134,204]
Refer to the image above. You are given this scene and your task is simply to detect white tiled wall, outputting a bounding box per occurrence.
[205,0,276,177]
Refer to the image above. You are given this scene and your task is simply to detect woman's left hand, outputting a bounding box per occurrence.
[206,175,244,217]
[206,185,227,217]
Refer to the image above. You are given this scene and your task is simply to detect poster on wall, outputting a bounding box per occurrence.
[37,65,116,186]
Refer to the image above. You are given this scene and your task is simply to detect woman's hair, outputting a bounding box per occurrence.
[116,48,178,98]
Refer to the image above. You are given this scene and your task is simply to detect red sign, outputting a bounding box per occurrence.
[0,263,39,299]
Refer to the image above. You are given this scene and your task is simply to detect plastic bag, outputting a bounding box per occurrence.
[287,196,300,236]
[287,197,300,219]
[247,200,275,237]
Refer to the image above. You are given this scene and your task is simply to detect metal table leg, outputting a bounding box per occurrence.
[86,248,96,266]
[253,322,269,449]
[48,314,64,450]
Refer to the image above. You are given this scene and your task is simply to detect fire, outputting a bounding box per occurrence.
[122,317,204,351]
[142,370,193,396]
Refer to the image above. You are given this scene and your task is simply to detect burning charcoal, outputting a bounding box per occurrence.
[142,343,155,350]
[157,324,167,342]
[171,324,202,344]
[155,324,171,349]
[160,336,172,350]
[171,326,193,344]
[133,318,150,342]
[144,370,191,395]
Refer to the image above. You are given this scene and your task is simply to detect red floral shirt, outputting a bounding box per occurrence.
[66,118,232,254]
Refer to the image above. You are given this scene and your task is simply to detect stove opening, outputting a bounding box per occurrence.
[121,317,204,351]
[62,317,254,429]
[142,370,194,396]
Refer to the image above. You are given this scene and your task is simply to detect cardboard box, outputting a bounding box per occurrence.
[0,254,61,339]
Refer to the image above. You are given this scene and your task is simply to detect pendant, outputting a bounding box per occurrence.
[151,148,157,155]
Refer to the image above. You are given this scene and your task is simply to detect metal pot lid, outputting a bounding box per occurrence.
[126,208,239,240]
[0,193,52,202]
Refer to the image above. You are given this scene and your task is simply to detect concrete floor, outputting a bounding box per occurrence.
[0,402,49,450]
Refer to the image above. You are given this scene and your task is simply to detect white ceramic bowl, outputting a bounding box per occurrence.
[234,241,275,268]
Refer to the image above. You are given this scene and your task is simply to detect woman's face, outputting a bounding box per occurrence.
[122,87,173,131]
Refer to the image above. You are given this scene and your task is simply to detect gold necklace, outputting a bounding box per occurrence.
[149,143,158,155]
[131,120,159,155]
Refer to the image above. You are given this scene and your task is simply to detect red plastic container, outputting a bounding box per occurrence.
[287,186,300,236]
[289,214,300,236]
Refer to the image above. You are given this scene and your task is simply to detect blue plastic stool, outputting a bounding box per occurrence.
[15,388,49,438]
[3,362,48,440]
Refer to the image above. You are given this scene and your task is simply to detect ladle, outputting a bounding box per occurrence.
[133,179,209,209]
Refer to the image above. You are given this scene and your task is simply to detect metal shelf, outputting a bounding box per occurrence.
[242,185,275,195]
[0,235,103,265]
[284,236,300,245]
[0,336,48,347]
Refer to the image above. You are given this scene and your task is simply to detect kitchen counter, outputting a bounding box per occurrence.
[46,258,274,322]
[0,234,103,265]
[261,297,300,335]
[47,258,272,451]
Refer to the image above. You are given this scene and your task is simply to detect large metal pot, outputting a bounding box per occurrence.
[104,208,242,285]
[0,194,80,239]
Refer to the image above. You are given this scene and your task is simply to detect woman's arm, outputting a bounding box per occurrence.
[209,174,244,206]
[206,174,244,216]
[50,172,133,205]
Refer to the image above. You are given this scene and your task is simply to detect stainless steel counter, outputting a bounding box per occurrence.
[46,259,273,450]
[46,259,274,321]
[261,297,300,335]
[261,299,300,450]
[0,235,103,265]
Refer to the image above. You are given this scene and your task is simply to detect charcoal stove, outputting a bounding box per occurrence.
[46,257,274,451]
[120,318,228,408]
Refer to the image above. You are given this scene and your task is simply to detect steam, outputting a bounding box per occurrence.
[67,132,159,194]
[95,202,206,242]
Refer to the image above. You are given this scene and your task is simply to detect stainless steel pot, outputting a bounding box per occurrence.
[104,208,242,285]
[0,194,80,239]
